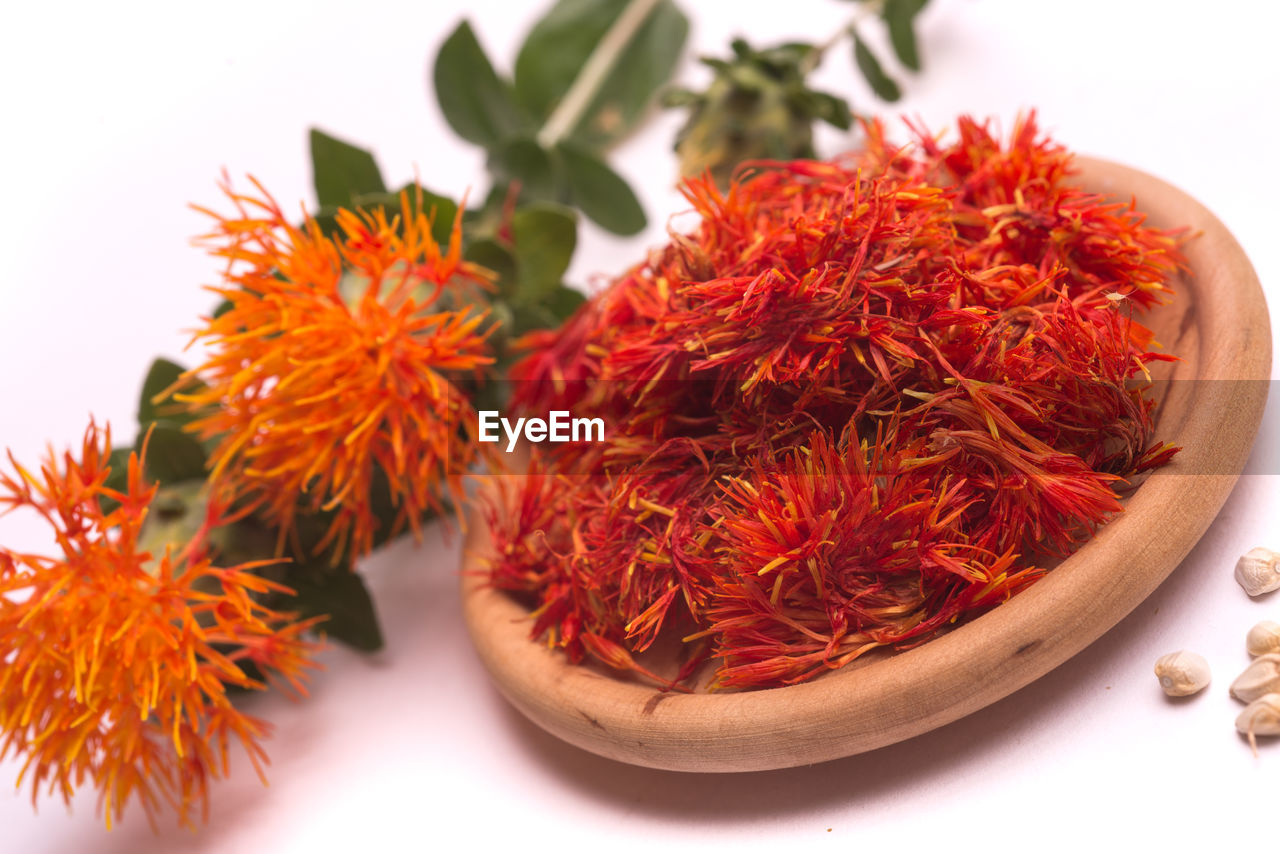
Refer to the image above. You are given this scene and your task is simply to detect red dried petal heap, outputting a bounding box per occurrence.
[491,113,1185,690]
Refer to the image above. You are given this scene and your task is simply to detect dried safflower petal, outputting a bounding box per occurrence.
[495,113,1182,689]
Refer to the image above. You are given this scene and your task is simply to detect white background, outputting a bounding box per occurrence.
[2,0,1279,850]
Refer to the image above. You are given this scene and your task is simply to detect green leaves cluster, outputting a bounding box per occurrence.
[667,0,930,185]
[665,39,854,188]
[166,121,598,654]
[307,130,456,245]
[174,16,664,658]
[432,0,689,235]
[121,362,362,644]
[119,0,939,671]
[845,0,930,102]
[116,358,388,652]
[308,127,584,381]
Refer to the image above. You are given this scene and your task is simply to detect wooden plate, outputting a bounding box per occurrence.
[459,157,1271,772]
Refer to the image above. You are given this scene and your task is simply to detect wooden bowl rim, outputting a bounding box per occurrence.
[460,156,1271,772]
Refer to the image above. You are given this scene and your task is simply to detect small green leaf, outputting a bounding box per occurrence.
[807,91,854,131]
[397,183,460,246]
[487,137,559,202]
[309,129,387,210]
[433,21,528,149]
[514,0,689,151]
[140,358,204,429]
[557,142,645,235]
[321,184,461,246]
[138,482,209,570]
[347,190,400,210]
[288,463,435,562]
[213,299,234,319]
[138,425,207,485]
[852,31,902,102]
[280,562,385,652]
[105,447,132,491]
[508,284,587,337]
[466,239,519,301]
[883,0,929,71]
[468,374,513,421]
[98,447,134,514]
[661,88,700,109]
[511,204,578,303]
[311,208,340,238]
[544,283,587,322]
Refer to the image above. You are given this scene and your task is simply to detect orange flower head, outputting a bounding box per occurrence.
[0,422,320,829]
[180,179,495,560]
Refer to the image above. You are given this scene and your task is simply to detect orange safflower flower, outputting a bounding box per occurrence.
[179,179,494,560]
[0,423,319,829]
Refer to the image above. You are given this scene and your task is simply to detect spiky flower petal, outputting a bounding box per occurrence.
[0,423,319,829]
[180,180,495,559]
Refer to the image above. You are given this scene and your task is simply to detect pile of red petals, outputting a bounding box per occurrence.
[485,114,1184,690]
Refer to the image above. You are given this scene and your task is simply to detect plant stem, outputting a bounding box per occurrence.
[798,1,879,76]
[536,0,663,149]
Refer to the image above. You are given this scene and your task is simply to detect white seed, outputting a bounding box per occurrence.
[1235,547,1280,597]
[1153,650,1211,696]
[1235,693,1280,756]
[1246,620,1280,657]
[1229,653,1280,703]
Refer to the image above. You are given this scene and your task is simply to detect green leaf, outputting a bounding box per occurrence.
[309,129,387,210]
[346,191,399,211]
[661,88,700,109]
[852,31,902,102]
[98,447,134,514]
[508,284,587,337]
[883,0,929,71]
[138,482,209,569]
[319,184,461,246]
[511,203,578,303]
[105,447,132,491]
[807,91,854,130]
[140,358,204,429]
[466,239,519,301]
[287,462,435,562]
[398,183,461,246]
[280,562,385,652]
[557,142,645,235]
[487,137,559,202]
[544,283,587,322]
[312,209,340,238]
[514,0,689,150]
[433,20,528,148]
[138,425,207,485]
[468,374,513,425]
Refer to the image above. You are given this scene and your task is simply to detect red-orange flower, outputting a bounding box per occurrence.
[179,180,495,560]
[0,423,319,829]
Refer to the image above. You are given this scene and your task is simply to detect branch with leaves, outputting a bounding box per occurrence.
[435,0,689,234]
[0,0,934,831]
[666,0,929,185]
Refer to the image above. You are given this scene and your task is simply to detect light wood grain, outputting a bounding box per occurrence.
[459,157,1271,771]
